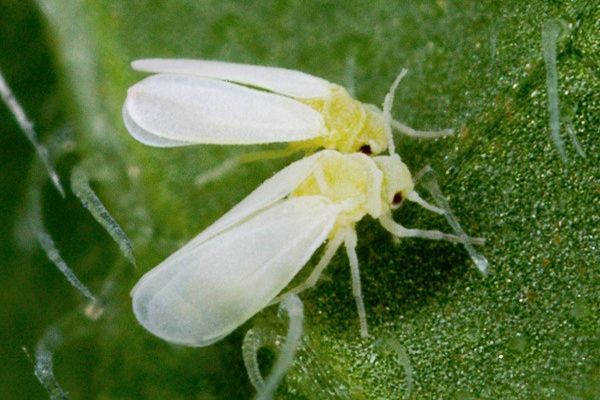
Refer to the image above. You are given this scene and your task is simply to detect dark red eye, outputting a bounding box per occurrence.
[359,144,372,155]
[392,192,403,205]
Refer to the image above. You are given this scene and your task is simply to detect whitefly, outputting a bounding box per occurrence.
[122,59,454,164]
[131,150,484,346]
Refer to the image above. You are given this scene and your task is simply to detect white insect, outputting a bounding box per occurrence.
[122,59,453,162]
[131,150,482,346]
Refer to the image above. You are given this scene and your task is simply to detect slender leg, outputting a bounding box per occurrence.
[379,213,485,246]
[391,120,455,139]
[194,157,241,187]
[412,165,433,184]
[194,147,299,188]
[238,147,300,164]
[270,232,345,305]
[344,229,369,338]
[406,190,445,215]
[419,171,489,273]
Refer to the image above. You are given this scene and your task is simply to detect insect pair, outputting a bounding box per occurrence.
[124,59,484,346]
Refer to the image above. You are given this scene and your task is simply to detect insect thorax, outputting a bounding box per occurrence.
[290,152,385,233]
[293,86,389,154]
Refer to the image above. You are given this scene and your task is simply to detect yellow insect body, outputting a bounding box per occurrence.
[125,60,484,346]
[294,85,388,154]
[291,151,412,238]
[131,150,479,344]
[123,59,451,168]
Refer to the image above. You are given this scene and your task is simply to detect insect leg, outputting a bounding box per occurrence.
[406,190,445,214]
[270,232,345,305]
[391,120,455,139]
[418,169,489,273]
[344,228,369,337]
[379,213,485,246]
[194,147,299,188]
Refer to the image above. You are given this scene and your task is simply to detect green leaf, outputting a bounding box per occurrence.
[4,0,598,398]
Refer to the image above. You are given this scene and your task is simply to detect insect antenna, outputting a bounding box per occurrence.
[382,69,409,155]
[405,190,445,215]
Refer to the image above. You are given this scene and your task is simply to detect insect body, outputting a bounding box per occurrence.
[131,150,479,346]
[123,59,452,160]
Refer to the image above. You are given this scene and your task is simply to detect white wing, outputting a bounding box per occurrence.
[122,103,194,147]
[131,196,340,346]
[132,58,332,99]
[149,152,322,279]
[191,152,321,245]
[123,73,325,147]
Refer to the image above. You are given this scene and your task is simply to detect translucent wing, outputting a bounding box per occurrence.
[131,196,340,346]
[145,152,320,290]
[122,105,194,147]
[132,58,332,99]
[123,73,325,147]
[190,153,321,246]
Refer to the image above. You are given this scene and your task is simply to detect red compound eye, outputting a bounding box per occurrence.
[359,144,372,155]
[392,192,403,205]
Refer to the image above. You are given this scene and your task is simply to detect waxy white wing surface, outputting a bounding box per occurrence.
[123,73,325,147]
[122,104,194,147]
[140,153,321,290]
[131,196,341,346]
[132,58,332,99]
[190,152,321,245]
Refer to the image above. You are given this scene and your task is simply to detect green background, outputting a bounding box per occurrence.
[0,0,598,398]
